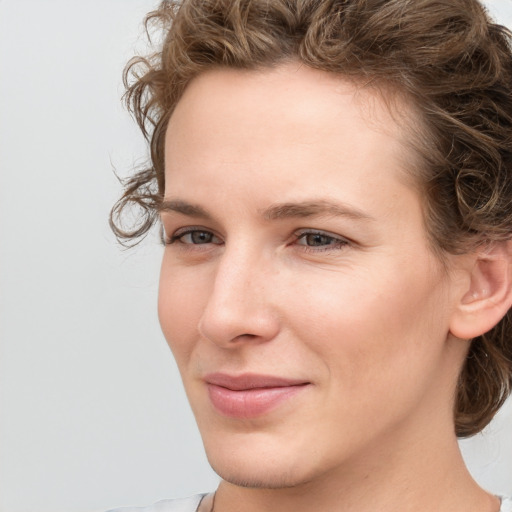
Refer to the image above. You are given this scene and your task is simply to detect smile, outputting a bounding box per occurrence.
[205,373,310,419]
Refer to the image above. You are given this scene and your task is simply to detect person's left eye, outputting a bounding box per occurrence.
[294,230,349,252]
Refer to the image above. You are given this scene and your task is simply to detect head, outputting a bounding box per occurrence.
[112,0,512,453]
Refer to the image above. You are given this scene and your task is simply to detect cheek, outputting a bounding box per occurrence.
[283,262,450,388]
[158,261,208,364]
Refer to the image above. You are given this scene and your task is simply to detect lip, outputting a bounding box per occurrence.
[205,373,310,418]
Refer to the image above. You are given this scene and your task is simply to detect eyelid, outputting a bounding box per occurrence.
[294,228,349,242]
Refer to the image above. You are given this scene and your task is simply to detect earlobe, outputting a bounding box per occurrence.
[450,240,512,340]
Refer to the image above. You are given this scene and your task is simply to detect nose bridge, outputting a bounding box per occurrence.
[198,243,278,345]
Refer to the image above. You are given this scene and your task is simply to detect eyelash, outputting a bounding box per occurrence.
[165,227,350,253]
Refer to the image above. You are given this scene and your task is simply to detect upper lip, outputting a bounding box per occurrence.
[204,373,310,391]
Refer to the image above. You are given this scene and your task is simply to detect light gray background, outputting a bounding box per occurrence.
[0,1,511,511]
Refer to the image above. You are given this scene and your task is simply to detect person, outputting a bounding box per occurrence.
[109,0,512,511]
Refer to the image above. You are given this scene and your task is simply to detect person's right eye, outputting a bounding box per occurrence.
[166,228,223,246]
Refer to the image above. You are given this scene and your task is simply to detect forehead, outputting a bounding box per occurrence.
[165,63,418,179]
[164,63,421,209]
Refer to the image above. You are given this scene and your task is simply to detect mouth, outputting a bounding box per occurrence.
[204,373,310,419]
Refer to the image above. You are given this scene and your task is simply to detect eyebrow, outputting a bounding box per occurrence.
[261,200,375,222]
[159,200,212,219]
[159,198,375,222]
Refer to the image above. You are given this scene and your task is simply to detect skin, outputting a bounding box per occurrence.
[158,63,500,512]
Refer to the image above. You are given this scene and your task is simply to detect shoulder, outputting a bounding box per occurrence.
[500,496,512,512]
[107,494,207,512]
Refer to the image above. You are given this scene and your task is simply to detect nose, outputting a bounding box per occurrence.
[198,248,280,347]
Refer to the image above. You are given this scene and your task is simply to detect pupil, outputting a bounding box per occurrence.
[192,231,211,244]
[307,234,330,246]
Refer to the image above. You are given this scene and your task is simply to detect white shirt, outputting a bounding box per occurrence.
[109,494,512,512]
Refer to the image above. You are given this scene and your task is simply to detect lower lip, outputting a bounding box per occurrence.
[207,384,308,419]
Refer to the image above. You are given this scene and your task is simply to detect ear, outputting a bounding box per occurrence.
[449,240,512,340]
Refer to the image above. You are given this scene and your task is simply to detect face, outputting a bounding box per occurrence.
[159,64,464,489]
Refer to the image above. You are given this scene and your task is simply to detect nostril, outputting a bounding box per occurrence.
[233,333,258,342]
[197,263,281,346]
[198,308,280,347]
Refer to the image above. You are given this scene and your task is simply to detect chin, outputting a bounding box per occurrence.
[202,433,326,490]
[209,458,310,489]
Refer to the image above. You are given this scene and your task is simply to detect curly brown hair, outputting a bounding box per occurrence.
[111,0,512,437]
